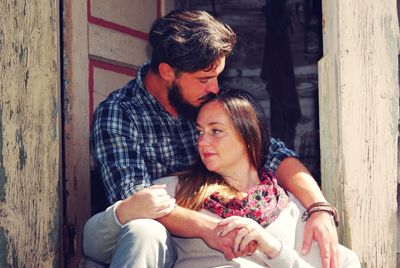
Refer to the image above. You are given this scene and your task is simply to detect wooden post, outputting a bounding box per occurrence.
[0,0,61,267]
[63,0,91,267]
[319,0,399,267]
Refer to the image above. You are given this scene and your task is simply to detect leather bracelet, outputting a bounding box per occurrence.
[302,202,340,227]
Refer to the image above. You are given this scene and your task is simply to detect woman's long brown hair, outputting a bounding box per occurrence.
[175,89,270,210]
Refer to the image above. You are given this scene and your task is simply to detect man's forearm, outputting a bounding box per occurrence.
[157,206,218,238]
[275,157,326,208]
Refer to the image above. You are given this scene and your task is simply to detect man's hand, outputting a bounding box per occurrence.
[301,211,339,268]
[202,224,257,260]
[115,184,175,225]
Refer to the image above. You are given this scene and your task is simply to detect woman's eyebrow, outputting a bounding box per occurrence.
[196,121,223,127]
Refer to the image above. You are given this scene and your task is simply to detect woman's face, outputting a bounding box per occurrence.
[196,101,249,175]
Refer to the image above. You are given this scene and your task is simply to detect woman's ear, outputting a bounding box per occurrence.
[158,63,176,82]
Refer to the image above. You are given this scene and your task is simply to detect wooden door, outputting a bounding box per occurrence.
[62,1,174,266]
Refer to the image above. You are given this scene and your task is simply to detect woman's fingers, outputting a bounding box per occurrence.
[219,217,248,237]
[239,230,257,251]
[154,198,176,218]
[234,227,249,252]
[218,216,242,226]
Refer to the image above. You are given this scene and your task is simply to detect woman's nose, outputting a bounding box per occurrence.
[197,134,210,147]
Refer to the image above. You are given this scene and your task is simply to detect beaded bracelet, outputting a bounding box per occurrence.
[301,202,340,227]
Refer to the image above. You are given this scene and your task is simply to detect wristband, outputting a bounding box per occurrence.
[301,202,340,227]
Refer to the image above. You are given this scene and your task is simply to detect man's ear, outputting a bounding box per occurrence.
[158,63,175,82]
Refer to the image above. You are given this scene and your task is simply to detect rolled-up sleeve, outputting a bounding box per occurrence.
[265,138,298,174]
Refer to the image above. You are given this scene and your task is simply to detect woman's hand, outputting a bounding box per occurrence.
[115,184,176,224]
[218,216,282,258]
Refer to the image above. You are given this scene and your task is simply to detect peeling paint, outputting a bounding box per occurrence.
[51,97,58,141]
[15,128,26,171]
[0,1,61,265]
[0,106,5,202]
[320,1,399,266]
[0,30,3,54]
[24,70,29,89]
[0,228,8,268]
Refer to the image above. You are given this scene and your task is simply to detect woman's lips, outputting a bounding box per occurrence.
[202,152,216,158]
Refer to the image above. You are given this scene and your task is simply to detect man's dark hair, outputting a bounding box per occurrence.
[149,10,236,74]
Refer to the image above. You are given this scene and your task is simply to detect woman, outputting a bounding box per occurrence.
[160,89,360,267]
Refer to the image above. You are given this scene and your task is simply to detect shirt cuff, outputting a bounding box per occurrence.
[257,242,298,267]
[111,201,124,227]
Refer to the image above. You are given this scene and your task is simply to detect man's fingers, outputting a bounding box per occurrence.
[320,251,330,268]
[301,225,313,256]
[224,250,235,261]
[330,243,339,268]
[315,235,330,268]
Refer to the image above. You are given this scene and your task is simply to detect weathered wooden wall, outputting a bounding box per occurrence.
[319,0,399,267]
[0,0,61,267]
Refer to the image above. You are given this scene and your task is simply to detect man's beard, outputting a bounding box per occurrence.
[168,81,200,120]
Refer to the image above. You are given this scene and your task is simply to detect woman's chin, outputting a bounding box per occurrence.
[204,163,219,173]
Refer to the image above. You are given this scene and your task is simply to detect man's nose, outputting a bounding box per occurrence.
[206,79,219,94]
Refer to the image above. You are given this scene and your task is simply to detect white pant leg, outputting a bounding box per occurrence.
[110,219,177,268]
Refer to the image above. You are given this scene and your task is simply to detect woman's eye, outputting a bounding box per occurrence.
[199,79,208,84]
[212,129,222,134]
[196,129,203,136]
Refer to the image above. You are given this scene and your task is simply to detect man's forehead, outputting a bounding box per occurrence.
[193,58,226,77]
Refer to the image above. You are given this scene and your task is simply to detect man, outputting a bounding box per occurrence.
[84,10,338,268]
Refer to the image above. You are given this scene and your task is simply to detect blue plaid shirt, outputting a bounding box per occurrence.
[92,63,298,204]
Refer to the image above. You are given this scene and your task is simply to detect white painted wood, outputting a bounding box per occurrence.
[319,0,399,267]
[163,0,176,15]
[93,68,132,111]
[91,0,157,32]
[89,23,149,68]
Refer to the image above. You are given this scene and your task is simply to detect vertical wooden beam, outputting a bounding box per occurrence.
[319,0,399,267]
[63,0,90,267]
[0,0,61,267]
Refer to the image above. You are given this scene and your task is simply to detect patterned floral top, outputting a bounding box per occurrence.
[203,169,289,227]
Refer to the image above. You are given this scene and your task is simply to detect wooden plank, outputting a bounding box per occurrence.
[89,23,148,68]
[90,0,157,34]
[0,0,61,267]
[162,0,176,15]
[319,1,399,267]
[63,0,91,267]
[92,66,133,111]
